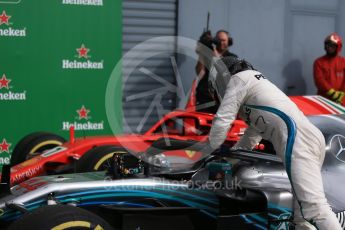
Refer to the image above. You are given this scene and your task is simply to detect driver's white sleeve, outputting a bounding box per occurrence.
[209,77,247,149]
[232,126,262,150]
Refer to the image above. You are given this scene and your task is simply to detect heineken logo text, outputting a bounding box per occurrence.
[0,91,26,100]
[62,121,104,130]
[0,74,27,100]
[62,44,104,69]
[62,0,103,6]
[61,105,104,131]
[0,10,27,37]
[62,60,103,69]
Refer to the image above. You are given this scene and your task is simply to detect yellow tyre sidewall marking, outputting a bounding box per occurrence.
[93,151,127,170]
[51,221,90,230]
[29,140,63,155]
[51,221,104,230]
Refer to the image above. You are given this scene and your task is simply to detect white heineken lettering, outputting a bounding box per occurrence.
[62,121,104,130]
[62,60,104,69]
[0,91,26,100]
[0,157,10,165]
[62,0,103,6]
[0,27,26,37]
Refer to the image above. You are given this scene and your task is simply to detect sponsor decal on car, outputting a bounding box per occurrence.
[62,105,104,131]
[62,44,104,69]
[0,74,27,100]
[61,0,103,6]
[0,10,26,37]
[12,165,43,184]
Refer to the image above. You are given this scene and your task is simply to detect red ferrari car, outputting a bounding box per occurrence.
[6,110,245,186]
[2,95,343,186]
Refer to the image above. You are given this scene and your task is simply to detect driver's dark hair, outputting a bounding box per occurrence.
[220,56,255,75]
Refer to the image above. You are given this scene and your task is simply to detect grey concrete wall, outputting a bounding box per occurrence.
[177,0,345,96]
[177,0,230,95]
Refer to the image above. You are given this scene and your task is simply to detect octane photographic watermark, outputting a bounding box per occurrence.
[102,176,242,191]
[105,36,243,167]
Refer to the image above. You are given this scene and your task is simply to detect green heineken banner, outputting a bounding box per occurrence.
[0,0,122,166]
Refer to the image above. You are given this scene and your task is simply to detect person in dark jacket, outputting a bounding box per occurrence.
[195,30,237,113]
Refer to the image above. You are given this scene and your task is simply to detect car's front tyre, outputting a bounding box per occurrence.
[11,132,66,165]
[76,145,129,173]
[7,205,115,230]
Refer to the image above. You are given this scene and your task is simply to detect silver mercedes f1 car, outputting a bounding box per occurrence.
[0,114,345,230]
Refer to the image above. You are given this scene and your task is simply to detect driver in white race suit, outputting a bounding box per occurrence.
[206,57,342,230]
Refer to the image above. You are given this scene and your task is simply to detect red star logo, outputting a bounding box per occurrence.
[0,74,11,89]
[0,11,11,26]
[0,138,11,153]
[76,44,90,59]
[77,105,90,120]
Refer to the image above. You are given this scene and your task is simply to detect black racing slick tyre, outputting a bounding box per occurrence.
[11,132,66,166]
[76,145,128,173]
[7,205,115,230]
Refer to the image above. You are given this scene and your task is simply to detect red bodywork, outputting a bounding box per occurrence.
[8,110,245,185]
[4,95,342,185]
